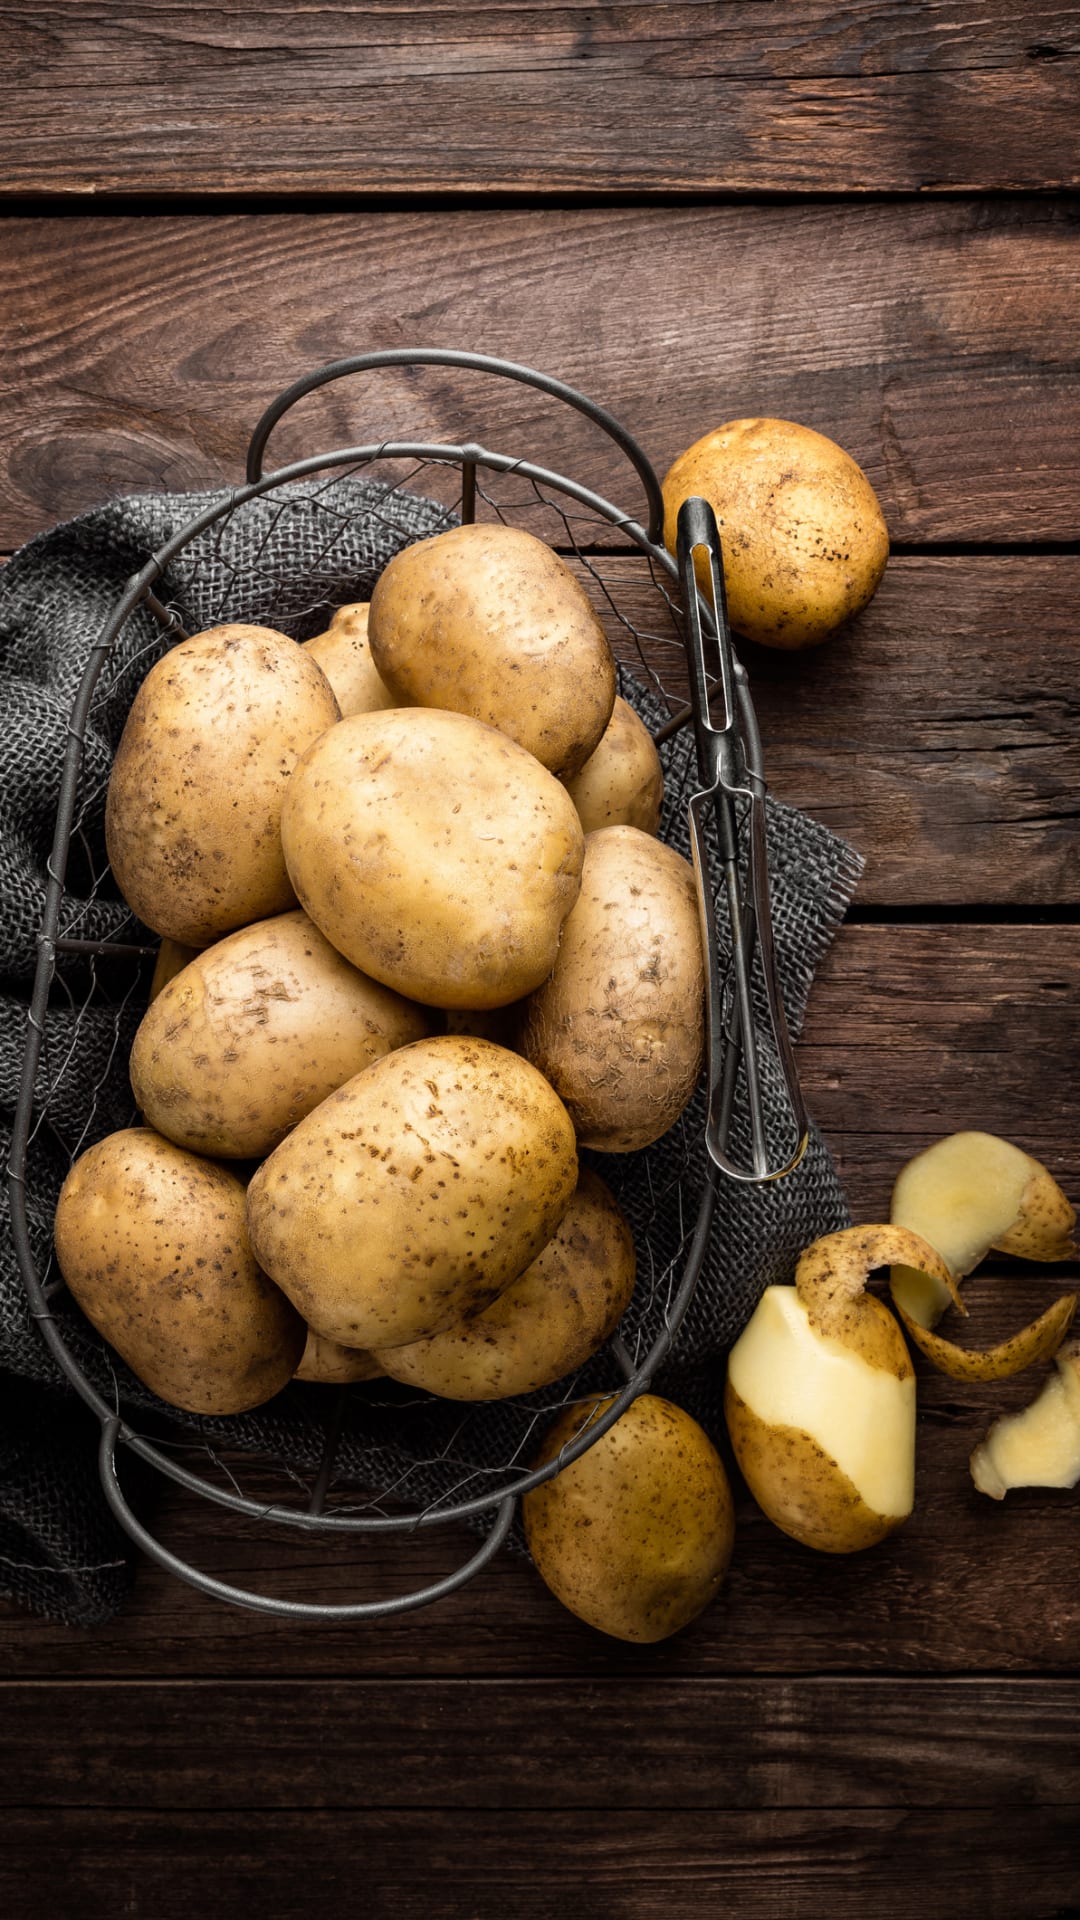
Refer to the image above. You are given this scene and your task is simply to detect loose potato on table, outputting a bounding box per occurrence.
[130,910,429,1159]
[246,1036,579,1351]
[367,523,615,777]
[376,1167,636,1400]
[662,418,889,650]
[524,1393,735,1643]
[54,1128,304,1414]
[106,623,340,945]
[519,824,705,1151]
[282,706,584,1010]
[303,602,396,716]
[563,695,664,836]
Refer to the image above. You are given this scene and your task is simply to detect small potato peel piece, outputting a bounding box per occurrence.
[971,1341,1080,1499]
[894,1290,1078,1383]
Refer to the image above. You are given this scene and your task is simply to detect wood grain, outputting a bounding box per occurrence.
[589,555,1080,906]
[3,1808,1077,1920]
[4,1676,1079,1808]
[2,201,1079,548]
[4,3,1079,195]
[803,926,1079,1194]
[1,6,1077,1909]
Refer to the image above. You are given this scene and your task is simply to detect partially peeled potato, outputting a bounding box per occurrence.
[726,1225,952,1553]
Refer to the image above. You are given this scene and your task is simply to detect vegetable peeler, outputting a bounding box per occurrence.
[677,494,810,1183]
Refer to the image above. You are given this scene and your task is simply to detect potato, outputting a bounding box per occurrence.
[367,523,615,777]
[518,824,704,1151]
[662,418,889,650]
[106,624,340,944]
[246,1036,578,1350]
[54,1128,304,1414]
[726,1226,953,1553]
[281,707,584,1010]
[303,603,396,716]
[523,1393,735,1642]
[295,1329,384,1385]
[376,1168,636,1400]
[130,910,429,1159]
[563,695,664,836]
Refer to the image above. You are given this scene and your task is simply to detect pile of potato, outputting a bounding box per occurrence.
[51,419,911,1644]
[55,521,706,1430]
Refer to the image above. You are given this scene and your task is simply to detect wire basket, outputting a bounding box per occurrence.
[8,350,801,1620]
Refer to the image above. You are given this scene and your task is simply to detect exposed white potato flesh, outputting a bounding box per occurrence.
[891,1132,1076,1329]
[727,1284,915,1523]
[971,1342,1080,1498]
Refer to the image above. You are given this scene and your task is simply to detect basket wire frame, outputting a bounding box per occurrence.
[7,351,795,1618]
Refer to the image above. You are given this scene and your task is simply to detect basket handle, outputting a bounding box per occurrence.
[244,349,666,543]
[98,1417,516,1621]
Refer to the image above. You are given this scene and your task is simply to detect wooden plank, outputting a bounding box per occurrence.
[2,1808,1078,1920]
[587,555,1080,907]
[4,4,1080,196]
[2,201,1078,549]
[3,1676,1079,1808]
[803,926,1079,1182]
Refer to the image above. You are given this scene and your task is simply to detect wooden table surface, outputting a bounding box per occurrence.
[2,7,1079,1915]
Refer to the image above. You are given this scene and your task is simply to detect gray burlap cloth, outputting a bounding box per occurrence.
[0,479,863,1625]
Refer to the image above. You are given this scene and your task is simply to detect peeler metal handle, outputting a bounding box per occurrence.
[677,496,809,1184]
